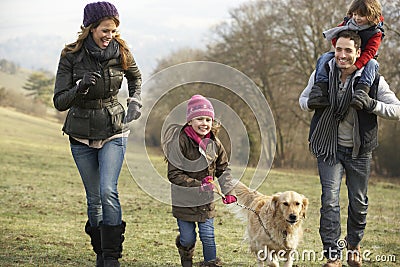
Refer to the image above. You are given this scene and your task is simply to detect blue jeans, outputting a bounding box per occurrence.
[315,51,379,87]
[317,145,372,259]
[177,218,216,262]
[70,137,126,226]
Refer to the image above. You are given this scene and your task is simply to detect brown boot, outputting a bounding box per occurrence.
[347,244,362,267]
[200,257,223,267]
[350,83,370,110]
[176,235,195,267]
[322,258,342,267]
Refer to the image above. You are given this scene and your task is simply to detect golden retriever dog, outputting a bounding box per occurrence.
[228,182,308,267]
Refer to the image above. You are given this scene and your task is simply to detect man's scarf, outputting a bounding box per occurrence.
[309,64,354,165]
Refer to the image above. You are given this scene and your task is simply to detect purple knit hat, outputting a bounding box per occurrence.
[83,2,119,27]
[186,95,215,122]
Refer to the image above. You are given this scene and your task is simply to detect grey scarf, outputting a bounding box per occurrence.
[84,34,120,62]
[323,18,371,42]
[309,63,354,165]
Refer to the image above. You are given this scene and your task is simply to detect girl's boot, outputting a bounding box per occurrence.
[176,235,195,267]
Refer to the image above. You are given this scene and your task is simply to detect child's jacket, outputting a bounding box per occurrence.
[167,126,235,222]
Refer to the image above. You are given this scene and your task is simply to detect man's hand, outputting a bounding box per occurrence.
[352,90,377,112]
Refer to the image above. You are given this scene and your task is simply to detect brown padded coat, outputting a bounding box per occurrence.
[167,127,235,222]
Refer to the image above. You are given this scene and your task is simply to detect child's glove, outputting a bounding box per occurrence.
[222,195,237,204]
[200,176,214,192]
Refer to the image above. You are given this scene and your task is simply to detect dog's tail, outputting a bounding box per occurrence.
[225,181,263,222]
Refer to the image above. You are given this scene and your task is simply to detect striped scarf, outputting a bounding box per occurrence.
[309,66,354,165]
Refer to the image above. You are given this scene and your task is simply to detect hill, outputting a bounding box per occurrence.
[0,107,398,266]
[0,68,31,93]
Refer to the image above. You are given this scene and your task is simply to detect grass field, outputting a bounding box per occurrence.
[0,106,399,266]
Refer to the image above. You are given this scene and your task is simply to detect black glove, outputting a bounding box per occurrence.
[308,84,323,98]
[352,90,377,112]
[77,72,101,94]
[307,82,330,109]
[125,102,141,122]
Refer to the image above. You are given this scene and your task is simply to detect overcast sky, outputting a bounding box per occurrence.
[0,0,250,77]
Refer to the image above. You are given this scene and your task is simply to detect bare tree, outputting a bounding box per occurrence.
[146,0,400,175]
[370,0,400,176]
[206,0,350,167]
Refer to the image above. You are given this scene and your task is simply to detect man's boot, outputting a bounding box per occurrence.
[176,235,195,267]
[322,258,342,267]
[200,258,223,266]
[347,244,362,267]
[351,83,370,110]
[307,82,330,109]
[85,221,104,267]
[100,221,126,267]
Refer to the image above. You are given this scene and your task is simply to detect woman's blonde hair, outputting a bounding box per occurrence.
[61,16,133,70]
[347,0,382,26]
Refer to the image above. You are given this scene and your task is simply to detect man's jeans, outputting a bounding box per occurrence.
[177,218,216,262]
[317,145,371,259]
[315,51,379,87]
[70,137,126,226]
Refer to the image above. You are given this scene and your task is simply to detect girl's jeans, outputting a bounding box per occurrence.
[70,137,126,227]
[317,145,371,260]
[177,218,216,262]
[315,51,379,86]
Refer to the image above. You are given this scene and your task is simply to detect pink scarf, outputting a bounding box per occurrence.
[184,125,211,152]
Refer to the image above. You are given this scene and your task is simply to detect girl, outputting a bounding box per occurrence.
[307,0,384,110]
[53,2,142,266]
[162,95,237,267]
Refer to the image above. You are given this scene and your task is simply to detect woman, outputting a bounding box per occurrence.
[53,2,142,266]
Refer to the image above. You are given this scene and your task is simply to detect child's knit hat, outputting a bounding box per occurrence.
[186,95,214,122]
[83,1,119,27]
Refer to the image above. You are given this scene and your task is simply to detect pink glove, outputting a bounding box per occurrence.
[222,195,237,204]
[200,176,214,192]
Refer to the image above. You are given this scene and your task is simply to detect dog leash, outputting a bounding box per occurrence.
[236,201,291,250]
[211,182,290,249]
[211,180,291,250]
[210,182,269,235]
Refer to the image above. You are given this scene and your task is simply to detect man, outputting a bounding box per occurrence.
[299,30,400,267]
